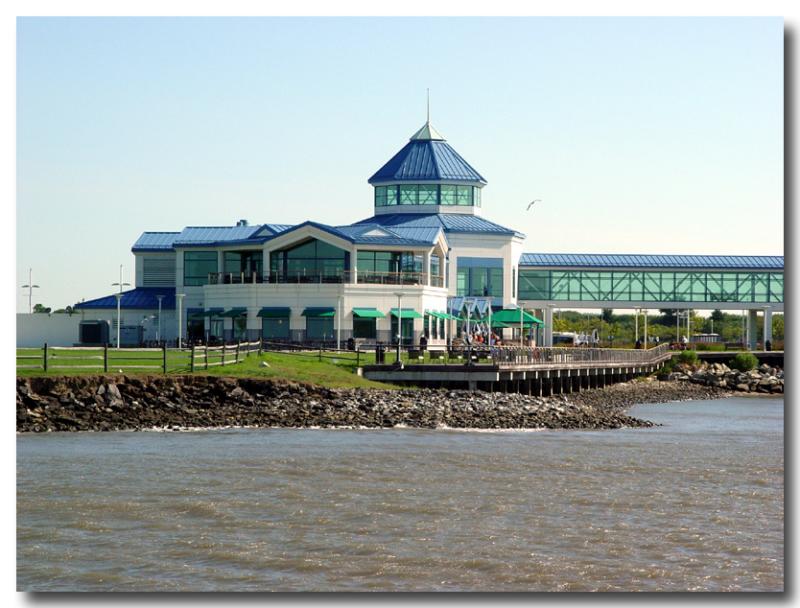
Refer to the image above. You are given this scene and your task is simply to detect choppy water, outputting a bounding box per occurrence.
[17,397,783,591]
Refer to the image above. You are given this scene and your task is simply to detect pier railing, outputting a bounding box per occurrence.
[490,343,672,368]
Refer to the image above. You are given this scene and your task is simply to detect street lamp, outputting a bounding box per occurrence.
[393,292,403,363]
[176,293,185,348]
[111,265,131,349]
[156,294,164,345]
[21,268,40,314]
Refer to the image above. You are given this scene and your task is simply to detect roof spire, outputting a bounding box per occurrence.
[426,88,430,123]
[410,89,445,141]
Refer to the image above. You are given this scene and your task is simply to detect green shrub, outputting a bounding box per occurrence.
[729,352,758,372]
[695,342,725,351]
[676,350,699,366]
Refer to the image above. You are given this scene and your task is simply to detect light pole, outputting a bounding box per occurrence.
[176,293,185,348]
[111,265,131,349]
[21,268,40,314]
[394,292,403,362]
[156,295,164,345]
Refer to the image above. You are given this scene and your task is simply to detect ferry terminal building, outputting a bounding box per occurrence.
[71,118,784,349]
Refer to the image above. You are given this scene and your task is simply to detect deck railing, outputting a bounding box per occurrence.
[206,270,446,287]
[489,342,672,367]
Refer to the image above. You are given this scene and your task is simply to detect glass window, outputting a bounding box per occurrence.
[456,185,473,206]
[418,185,438,205]
[518,270,550,300]
[440,185,457,205]
[375,186,387,207]
[386,185,398,206]
[224,251,263,277]
[271,239,347,280]
[390,316,414,345]
[353,317,376,339]
[183,251,218,286]
[262,317,290,339]
[306,317,334,341]
[399,185,418,205]
[357,251,375,272]
[430,254,441,278]
[457,268,468,296]
[474,187,481,207]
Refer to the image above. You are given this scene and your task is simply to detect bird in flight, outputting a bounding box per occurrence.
[527,199,541,210]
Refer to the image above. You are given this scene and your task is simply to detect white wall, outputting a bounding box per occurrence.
[17,313,82,347]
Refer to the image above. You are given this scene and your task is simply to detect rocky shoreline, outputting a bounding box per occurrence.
[17,375,733,433]
[661,362,784,394]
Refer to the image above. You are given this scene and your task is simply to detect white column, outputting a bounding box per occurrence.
[176,293,185,347]
[217,251,224,280]
[763,308,773,347]
[423,250,431,286]
[643,309,648,349]
[351,247,358,284]
[544,306,554,347]
[634,309,639,343]
[747,309,758,350]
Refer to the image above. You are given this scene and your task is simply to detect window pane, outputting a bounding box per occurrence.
[400,185,418,205]
[374,186,387,207]
[357,251,375,272]
[183,251,218,286]
[306,317,334,340]
[418,185,438,205]
[262,317,290,339]
[353,317,376,339]
[518,270,550,300]
[386,185,398,206]
[456,185,472,206]
[474,187,481,207]
[440,185,457,205]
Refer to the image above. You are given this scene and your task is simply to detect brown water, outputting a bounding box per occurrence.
[17,397,783,591]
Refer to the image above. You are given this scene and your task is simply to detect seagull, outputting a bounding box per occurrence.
[527,199,541,211]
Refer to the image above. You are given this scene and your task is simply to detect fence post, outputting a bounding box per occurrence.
[258,338,263,356]
[319,344,322,362]
[222,343,227,366]
[236,341,240,364]
[162,343,167,374]
[43,343,48,372]
[190,344,195,373]
[205,345,209,370]
[103,344,108,373]
[356,347,360,367]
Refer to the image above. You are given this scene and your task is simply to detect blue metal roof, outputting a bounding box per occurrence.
[75,287,176,310]
[354,213,523,238]
[270,220,442,248]
[519,253,784,271]
[368,140,486,185]
[173,225,262,247]
[131,232,180,252]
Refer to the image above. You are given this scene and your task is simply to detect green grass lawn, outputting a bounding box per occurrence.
[15,347,398,389]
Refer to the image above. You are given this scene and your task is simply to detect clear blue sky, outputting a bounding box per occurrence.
[16,17,783,310]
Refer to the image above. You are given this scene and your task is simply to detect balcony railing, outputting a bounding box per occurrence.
[207,270,446,287]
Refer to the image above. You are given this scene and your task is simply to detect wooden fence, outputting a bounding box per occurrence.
[16,340,263,374]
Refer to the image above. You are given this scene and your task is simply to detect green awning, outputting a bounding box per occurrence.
[390,308,423,319]
[427,311,459,321]
[490,309,544,325]
[258,307,291,318]
[353,308,385,319]
[302,307,336,317]
[491,320,511,328]
[199,307,225,318]
[220,307,248,318]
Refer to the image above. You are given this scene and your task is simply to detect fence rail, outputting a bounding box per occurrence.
[16,340,262,374]
[490,343,673,368]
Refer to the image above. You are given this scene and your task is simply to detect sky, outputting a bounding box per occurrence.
[15,16,784,311]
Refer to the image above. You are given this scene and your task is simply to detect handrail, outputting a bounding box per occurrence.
[490,343,672,367]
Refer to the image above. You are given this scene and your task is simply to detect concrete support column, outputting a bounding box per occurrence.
[351,247,358,284]
[423,250,431,286]
[544,307,554,347]
[747,309,758,350]
[643,310,648,349]
[764,308,773,346]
